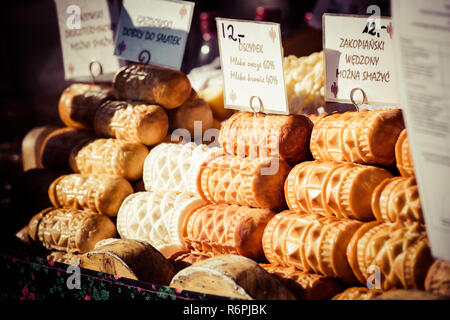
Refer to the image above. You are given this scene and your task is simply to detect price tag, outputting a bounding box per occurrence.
[54,0,123,81]
[392,0,450,261]
[113,0,194,70]
[216,18,288,115]
[323,13,398,106]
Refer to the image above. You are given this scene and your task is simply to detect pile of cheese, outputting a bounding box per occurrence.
[283,51,325,115]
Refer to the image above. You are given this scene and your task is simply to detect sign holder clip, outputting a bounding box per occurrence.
[89,60,103,84]
[350,87,368,111]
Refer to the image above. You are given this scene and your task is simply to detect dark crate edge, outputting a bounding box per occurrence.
[0,248,235,301]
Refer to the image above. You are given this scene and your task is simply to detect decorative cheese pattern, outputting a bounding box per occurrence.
[70,138,149,181]
[183,203,275,260]
[143,142,222,195]
[371,176,423,223]
[310,109,404,166]
[262,211,362,283]
[285,161,392,221]
[347,221,433,290]
[198,154,291,210]
[116,191,206,258]
[48,173,134,217]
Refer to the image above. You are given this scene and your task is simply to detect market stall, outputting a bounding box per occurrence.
[1,0,449,303]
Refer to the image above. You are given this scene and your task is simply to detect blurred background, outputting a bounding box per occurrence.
[0,0,390,245]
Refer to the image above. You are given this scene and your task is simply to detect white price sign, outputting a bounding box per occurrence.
[323,14,399,106]
[113,0,194,70]
[54,0,123,81]
[216,18,288,115]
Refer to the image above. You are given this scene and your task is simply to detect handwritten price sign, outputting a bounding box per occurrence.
[114,0,194,70]
[216,18,288,115]
[323,13,398,106]
[54,0,123,81]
